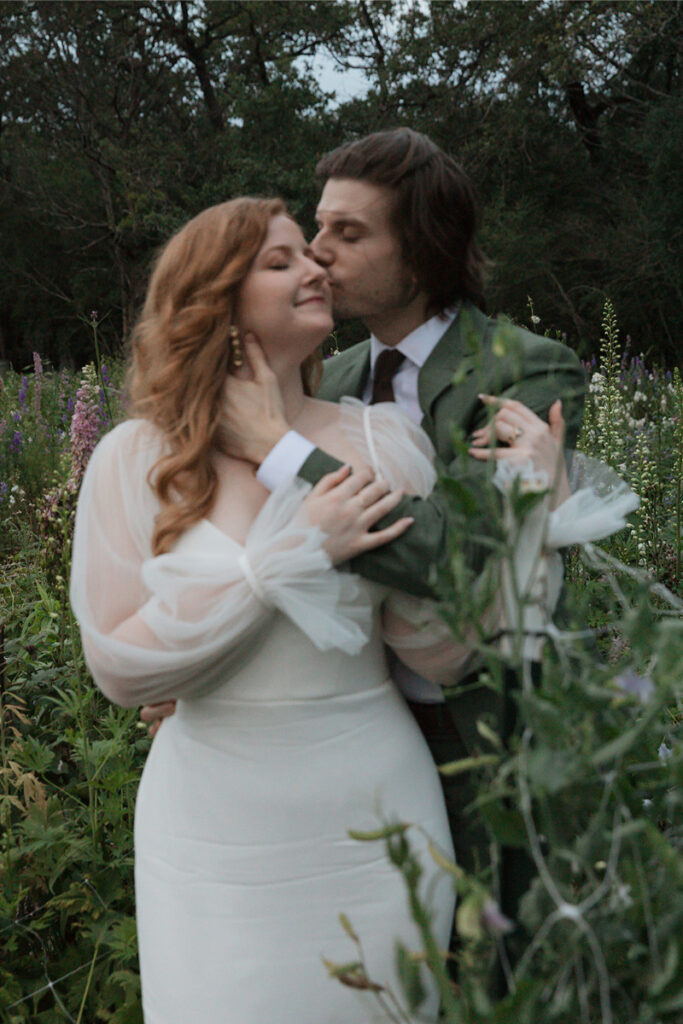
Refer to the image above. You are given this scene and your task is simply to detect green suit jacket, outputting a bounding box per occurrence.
[299,303,586,598]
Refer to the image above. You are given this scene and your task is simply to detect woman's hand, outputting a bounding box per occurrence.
[217,335,290,465]
[303,464,414,564]
[469,396,569,505]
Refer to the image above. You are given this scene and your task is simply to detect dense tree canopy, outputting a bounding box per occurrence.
[1,0,681,367]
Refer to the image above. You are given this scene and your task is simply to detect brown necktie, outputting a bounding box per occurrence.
[370,349,406,404]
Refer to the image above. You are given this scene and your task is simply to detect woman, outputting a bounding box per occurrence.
[70,198,634,1022]
[71,198,459,1024]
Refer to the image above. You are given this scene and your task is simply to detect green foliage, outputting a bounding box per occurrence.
[0,1,681,365]
[577,303,682,590]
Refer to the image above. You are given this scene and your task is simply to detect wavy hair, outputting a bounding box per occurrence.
[127,197,321,555]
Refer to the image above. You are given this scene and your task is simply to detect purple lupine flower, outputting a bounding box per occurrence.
[18,376,28,406]
[0,481,7,501]
[67,397,74,413]
[100,363,110,386]
[33,352,43,376]
[10,430,22,452]
[12,410,21,423]
[614,670,655,704]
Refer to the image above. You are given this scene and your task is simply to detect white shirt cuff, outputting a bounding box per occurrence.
[256,431,316,492]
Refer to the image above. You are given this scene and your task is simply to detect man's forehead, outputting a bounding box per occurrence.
[316,179,393,222]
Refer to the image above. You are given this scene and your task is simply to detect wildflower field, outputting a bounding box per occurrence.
[0,306,682,1022]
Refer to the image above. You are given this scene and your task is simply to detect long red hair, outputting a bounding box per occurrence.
[127,197,320,555]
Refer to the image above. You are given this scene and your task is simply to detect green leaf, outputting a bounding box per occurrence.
[479,803,528,847]
[347,823,409,842]
[438,754,499,776]
[395,941,426,1011]
[338,913,358,943]
[440,476,478,517]
[525,747,576,794]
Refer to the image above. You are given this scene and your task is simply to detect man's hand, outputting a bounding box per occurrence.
[217,335,290,465]
[304,464,414,564]
[140,700,176,738]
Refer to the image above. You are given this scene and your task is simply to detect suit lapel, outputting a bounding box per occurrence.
[319,340,371,401]
[417,305,491,426]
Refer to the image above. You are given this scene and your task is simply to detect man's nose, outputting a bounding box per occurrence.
[302,255,328,284]
[310,231,333,267]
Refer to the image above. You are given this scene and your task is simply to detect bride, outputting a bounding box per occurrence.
[70,198,618,1023]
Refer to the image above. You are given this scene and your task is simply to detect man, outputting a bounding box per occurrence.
[143,128,585,976]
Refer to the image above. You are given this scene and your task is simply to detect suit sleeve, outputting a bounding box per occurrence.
[299,351,586,599]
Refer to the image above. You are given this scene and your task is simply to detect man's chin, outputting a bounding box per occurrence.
[331,300,359,321]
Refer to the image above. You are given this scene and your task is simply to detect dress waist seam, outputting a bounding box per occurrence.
[178,678,394,710]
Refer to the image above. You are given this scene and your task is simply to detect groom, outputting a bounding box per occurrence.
[144,127,585,963]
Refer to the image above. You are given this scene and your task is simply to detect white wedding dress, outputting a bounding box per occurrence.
[70,403,458,1024]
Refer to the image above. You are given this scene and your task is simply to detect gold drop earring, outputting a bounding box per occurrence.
[229,325,243,368]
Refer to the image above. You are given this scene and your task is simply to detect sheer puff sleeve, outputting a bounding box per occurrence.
[340,398,482,684]
[70,419,371,708]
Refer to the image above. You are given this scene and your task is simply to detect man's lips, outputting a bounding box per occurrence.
[296,295,328,306]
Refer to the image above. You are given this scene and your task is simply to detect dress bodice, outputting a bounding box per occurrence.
[174,519,390,704]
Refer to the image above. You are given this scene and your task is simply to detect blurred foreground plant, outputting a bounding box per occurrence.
[327,313,683,1022]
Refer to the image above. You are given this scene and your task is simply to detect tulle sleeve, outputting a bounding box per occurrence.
[340,398,482,684]
[70,419,372,708]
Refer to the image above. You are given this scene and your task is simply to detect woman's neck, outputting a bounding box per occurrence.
[274,359,307,424]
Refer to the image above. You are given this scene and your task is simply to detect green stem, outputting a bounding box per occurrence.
[92,320,114,424]
[68,610,98,850]
[676,476,681,587]
[76,932,103,1024]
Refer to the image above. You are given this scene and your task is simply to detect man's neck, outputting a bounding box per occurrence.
[363,292,432,347]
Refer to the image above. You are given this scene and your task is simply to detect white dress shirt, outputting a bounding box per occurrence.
[257,308,459,703]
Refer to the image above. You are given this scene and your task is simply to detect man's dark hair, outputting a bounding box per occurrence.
[316,127,487,314]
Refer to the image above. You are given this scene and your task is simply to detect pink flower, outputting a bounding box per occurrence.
[68,365,103,489]
[480,900,515,936]
[33,352,43,377]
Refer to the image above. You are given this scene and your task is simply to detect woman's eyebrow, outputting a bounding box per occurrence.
[260,244,293,259]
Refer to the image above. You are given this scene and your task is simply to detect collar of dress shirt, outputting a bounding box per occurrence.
[369,305,459,372]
